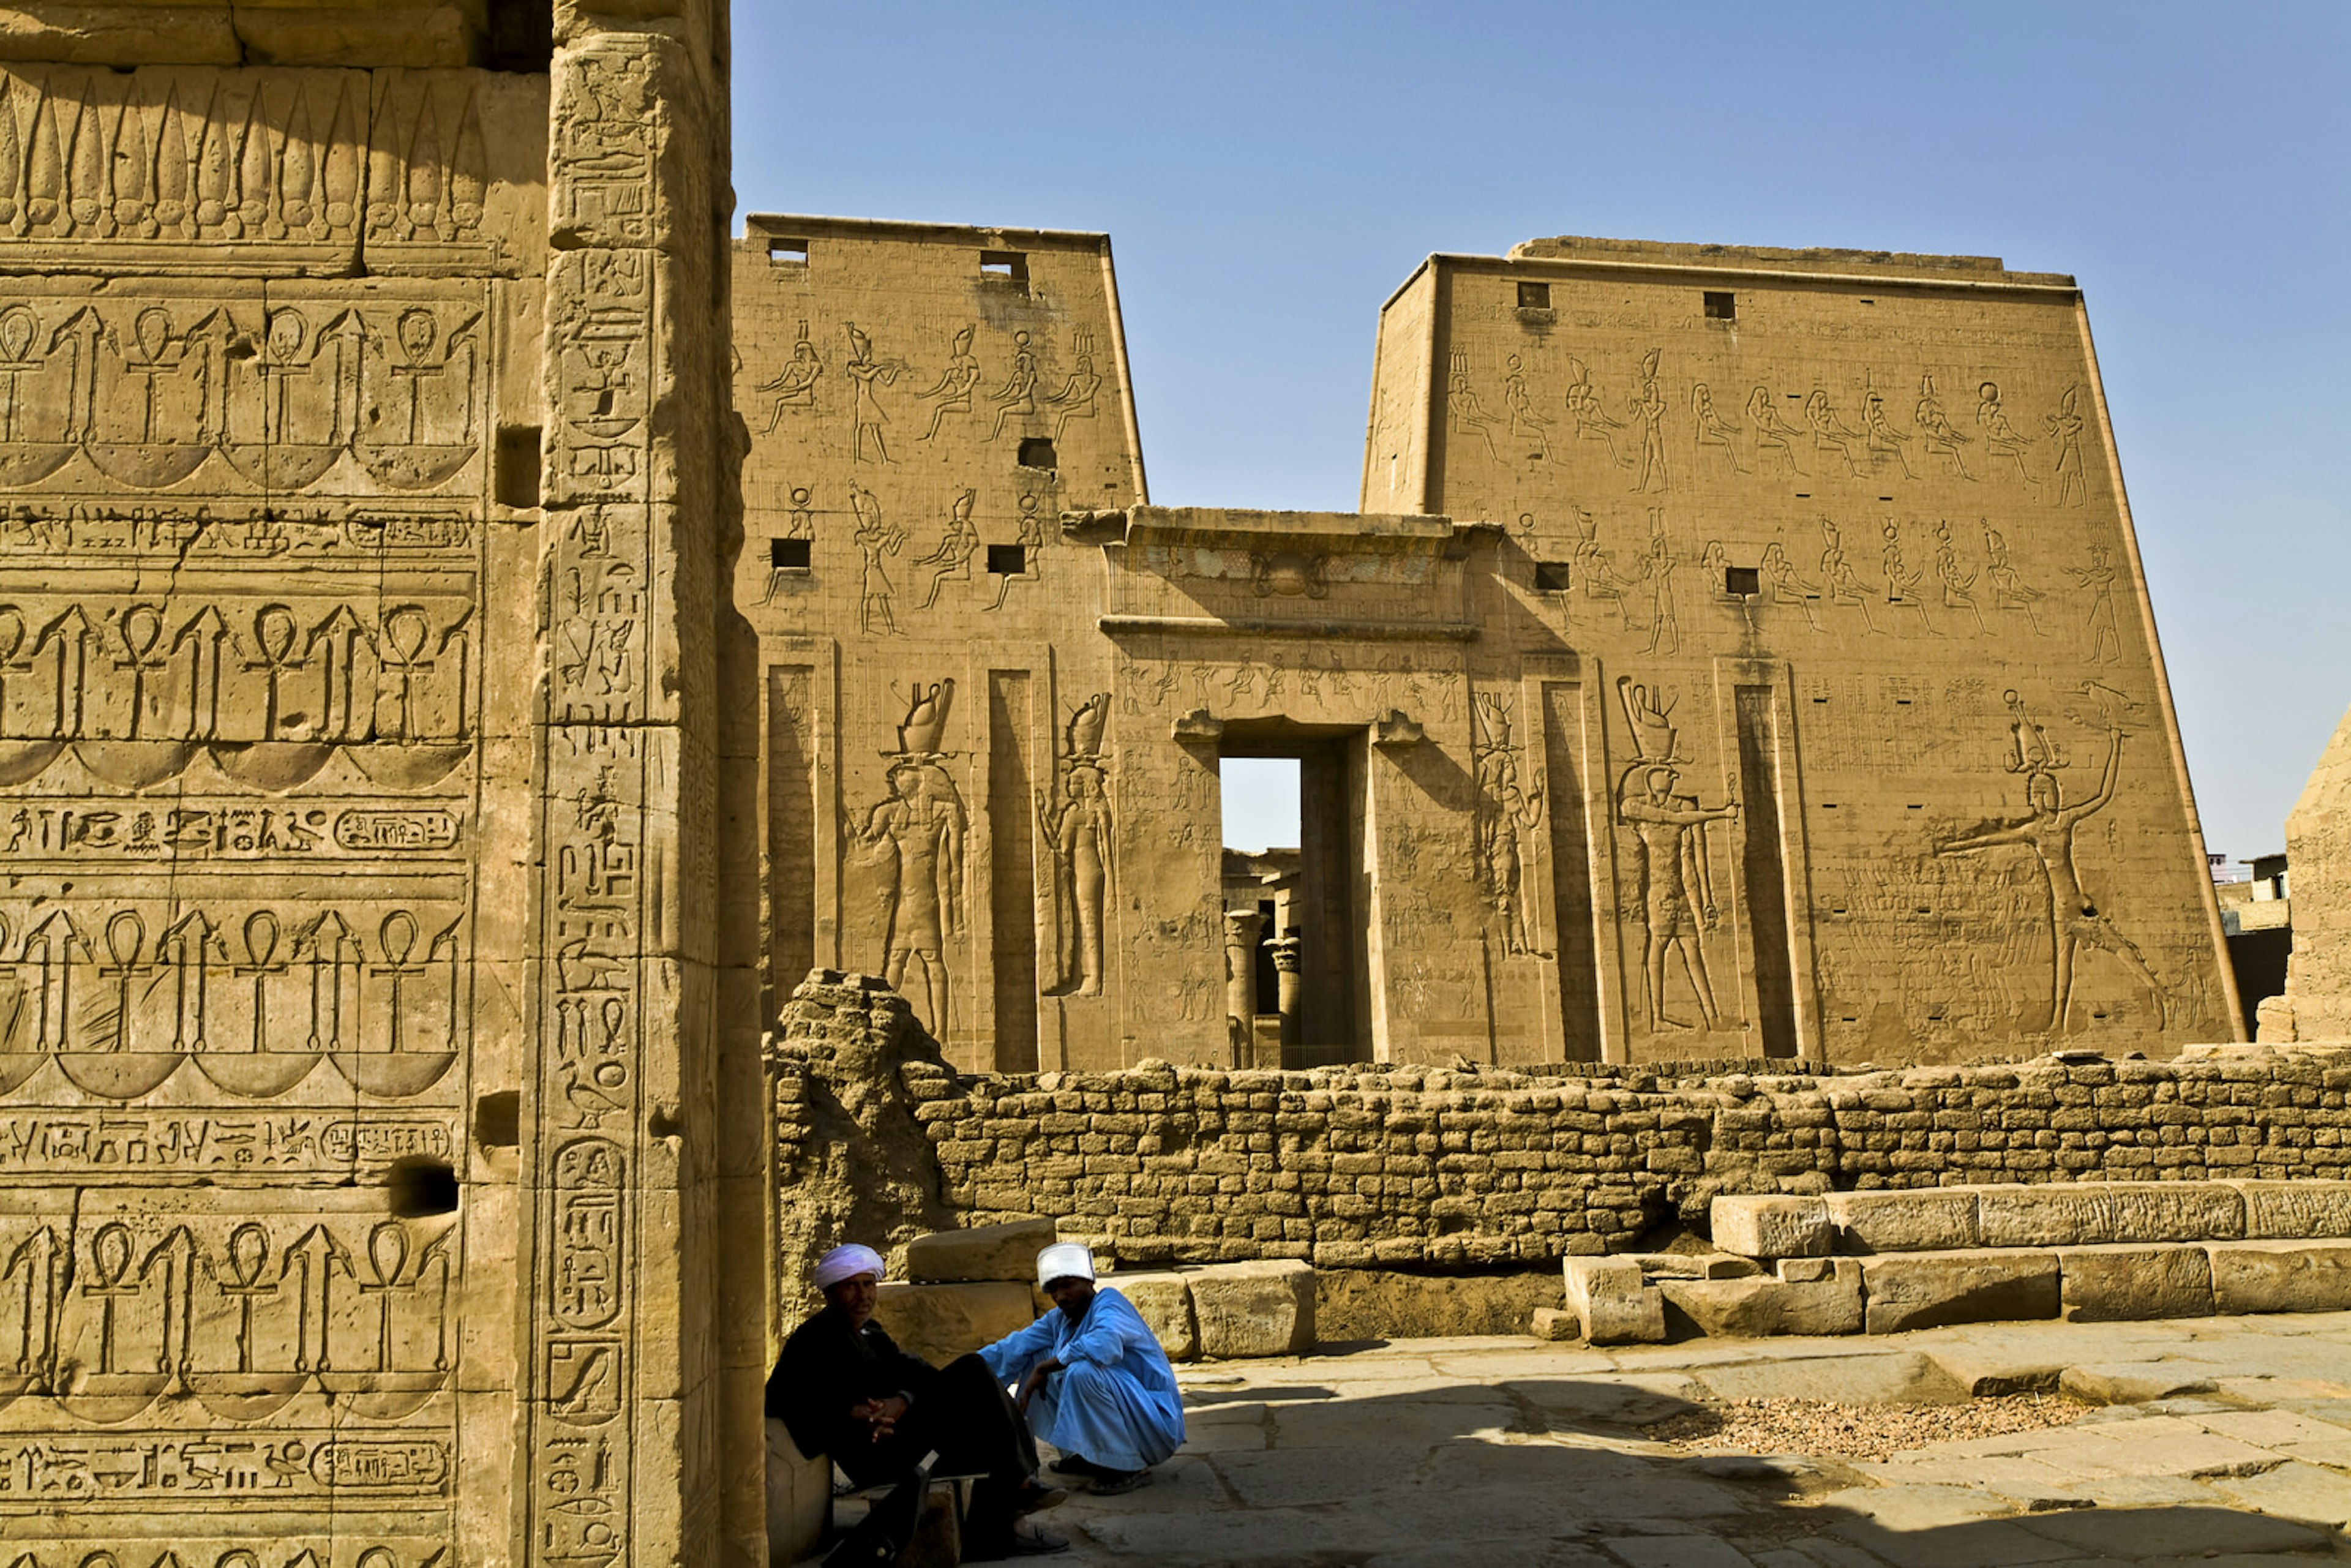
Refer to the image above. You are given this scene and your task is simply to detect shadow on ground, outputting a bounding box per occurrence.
[1036,1366,2350,1567]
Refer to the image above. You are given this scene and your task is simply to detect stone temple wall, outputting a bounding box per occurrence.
[0,4,768,1564]
[774,974,2351,1274]
[2278,701,2351,1039]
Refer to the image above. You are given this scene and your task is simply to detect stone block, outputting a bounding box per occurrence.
[0,3,240,64]
[1660,1259,1863,1338]
[1823,1188,1981,1253]
[1709,1195,1831,1259]
[1530,1307,1580,1341]
[1860,1250,2061,1334]
[1190,1259,1316,1358]
[764,1417,828,1566]
[1106,1271,1198,1362]
[2207,1240,2351,1314]
[2057,1243,2214,1321]
[872,1281,1040,1364]
[2228,1179,2351,1239]
[1974,1180,2244,1247]
[904,1217,1060,1283]
[1563,1256,1666,1344]
[1621,1251,1761,1280]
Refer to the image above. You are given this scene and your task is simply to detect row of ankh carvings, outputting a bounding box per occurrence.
[0,296,485,494]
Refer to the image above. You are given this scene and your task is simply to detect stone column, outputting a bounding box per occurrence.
[1273,933,1305,1062]
[522,4,751,1563]
[1223,909,1264,1067]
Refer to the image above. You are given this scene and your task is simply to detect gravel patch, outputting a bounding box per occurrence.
[1643,1393,2086,1463]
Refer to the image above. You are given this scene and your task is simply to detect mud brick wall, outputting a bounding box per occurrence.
[773,989,2351,1271]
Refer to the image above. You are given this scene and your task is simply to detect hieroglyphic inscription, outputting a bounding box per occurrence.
[526,39,664,1568]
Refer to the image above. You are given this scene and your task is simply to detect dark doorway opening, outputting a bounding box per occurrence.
[1220,728,1369,1066]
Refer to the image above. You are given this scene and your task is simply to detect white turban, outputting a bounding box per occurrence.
[813,1244,886,1291]
[1036,1242,1096,1289]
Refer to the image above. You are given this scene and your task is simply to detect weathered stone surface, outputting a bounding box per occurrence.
[1108,1271,1199,1362]
[1976,1182,2246,1248]
[2207,1240,2351,1315]
[1564,1257,1667,1344]
[2282,701,2351,1040]
[1862,1250,2063,1334]
[1621,1251,1761,1280]
[874,1281,1042,1364]
[1316,1269,1569,1338]
[1711,1195,1832,1259]
[1825,1188,1983,1253]
[765,1417,828,1566]
[0,2,239,62]
[906,1216,1060,1283]
[1531,1307,1581,1342]
[1660,1259,1863,1338]
[2229,1179,2351,1239]
[2058,1243,2216,1321]
[1191,1259,1317,1358]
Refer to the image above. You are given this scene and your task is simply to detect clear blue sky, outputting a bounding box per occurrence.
[732,2,2349,862]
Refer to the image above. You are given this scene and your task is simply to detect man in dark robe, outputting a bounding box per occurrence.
[767,1244,1067,1559]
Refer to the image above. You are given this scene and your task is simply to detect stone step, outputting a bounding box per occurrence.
[1712,1179,2351,1261]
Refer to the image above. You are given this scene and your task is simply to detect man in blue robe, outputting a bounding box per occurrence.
[980,1243,1185,1495]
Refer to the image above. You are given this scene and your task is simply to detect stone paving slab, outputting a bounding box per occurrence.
[806,1311,2351,1564]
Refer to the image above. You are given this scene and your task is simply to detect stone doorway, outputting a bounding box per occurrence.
[1218,726,1370,1067]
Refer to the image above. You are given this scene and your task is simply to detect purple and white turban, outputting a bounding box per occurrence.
[812,1244,886,1291]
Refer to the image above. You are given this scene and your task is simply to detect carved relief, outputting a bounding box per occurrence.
[858,682,966,1033]
[1040,694,1114,997]
[1471,694,1544,958]
[1615,677,1738,1033]
[1935,692,2163,1033]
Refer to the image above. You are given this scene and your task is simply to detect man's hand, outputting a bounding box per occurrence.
[1016,1359,1064,1414]
[849,1394,910,1442]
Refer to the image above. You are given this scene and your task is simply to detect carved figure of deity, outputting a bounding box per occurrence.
[913,489,979,610]
[1982,523,2049,635]
[860,761,966,1033]
[915,324,982,441]
[1502,353,1551,460]
[1691,381,1745,474]
[1745,384,1807,475]
[1446,351,1501,463]
[1761,541,1823,630]
[1041,763,1115,996]
[1915,373,1974,479]
[1047,331,1101,441]
[1975,381,2040,489]
[988,329,1039,440]
[758,321,823,432]
[1563,358,1629,465]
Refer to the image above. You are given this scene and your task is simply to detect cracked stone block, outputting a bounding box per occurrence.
[1190,1259,1316,1358]
[2206,1240,2351,1314]
[1660,1259,1863,1338]
[1710,1196,1832,1260]
[2057,1242,2215,1321]
[1564,1256,1666,1344]
[1861,1249,2061,1334]
[1824,1188,1982,1253]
